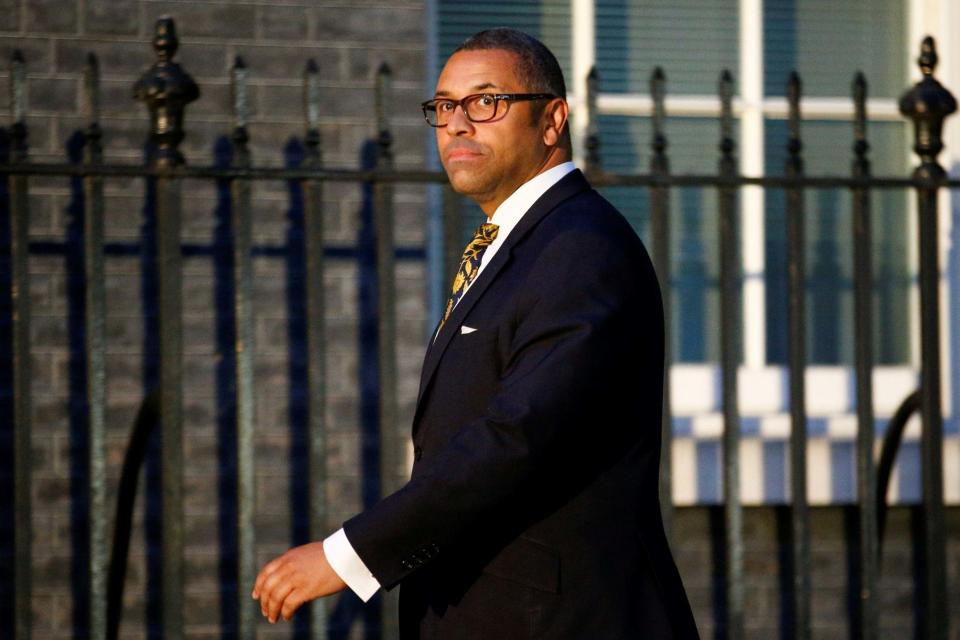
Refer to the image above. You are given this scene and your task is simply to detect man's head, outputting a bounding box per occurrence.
[454,28,567,103]
[428,28,571,215]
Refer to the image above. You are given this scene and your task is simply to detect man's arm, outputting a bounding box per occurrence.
[344,224,661,589]
[252,528,381,623]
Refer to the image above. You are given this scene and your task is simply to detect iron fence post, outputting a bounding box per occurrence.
[9,48,32,640]
[375,62,401,640]
[785,71,811,640]
[302,57,330,640]
[647,67,674,541]
[229,55,259,640]
[850,71,879,640]
[898,36,955,640]
[82,52,109,640]
[133,17,198,639]
[717,69,744,640]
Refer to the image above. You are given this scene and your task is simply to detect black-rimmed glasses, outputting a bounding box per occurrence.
[421,93,556,127]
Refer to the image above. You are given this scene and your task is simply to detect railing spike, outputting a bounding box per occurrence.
[853,72,869,163]
[376,62,393,158]
[83,52,101,123]
[585,65,600,173]
[719,70,735,168]
[918,35,937,77]
[231,55,250,148]
[303,58,320,155]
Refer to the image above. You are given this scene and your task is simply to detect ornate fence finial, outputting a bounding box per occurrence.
[584,65,600,174]
[133,16,199,167]
[303,59,320,166]
[10,49,28,161]
[718,70,735,172]
[375,62,394,165]
[650,67,667,174]
[84,53,103,163]
[852,72,869,173]
[786,71,803,175]
[899,36,957,179]
[231,56,250,166]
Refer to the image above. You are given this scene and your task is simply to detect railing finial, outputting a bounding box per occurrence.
[650,67,667,172]
[153,15,178,62]
[584,65,600,174]
[899,36,957,179]
[303,59,321,166]
[918,35,938,77]
[375,63,394,164]
[10,49,28,161]
[133,16,199,167]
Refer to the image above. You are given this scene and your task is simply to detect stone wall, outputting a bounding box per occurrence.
[0,1,428,637]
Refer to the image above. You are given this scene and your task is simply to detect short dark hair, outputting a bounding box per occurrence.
[454,28,567,99]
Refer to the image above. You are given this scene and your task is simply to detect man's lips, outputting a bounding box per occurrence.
[444,145,484,162]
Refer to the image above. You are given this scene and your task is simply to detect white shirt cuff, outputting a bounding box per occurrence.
[323,528,381,602]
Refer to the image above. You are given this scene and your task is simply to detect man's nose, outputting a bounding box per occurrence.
[445,103,474,135]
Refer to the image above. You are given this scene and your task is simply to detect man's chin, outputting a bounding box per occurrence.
[445,172,490,199]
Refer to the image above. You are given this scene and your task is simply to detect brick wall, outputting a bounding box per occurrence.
[0,1,428,638]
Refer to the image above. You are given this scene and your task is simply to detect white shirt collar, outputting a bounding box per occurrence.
[488,161,577,238]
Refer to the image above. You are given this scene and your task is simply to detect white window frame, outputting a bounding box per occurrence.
[426,1,957,465]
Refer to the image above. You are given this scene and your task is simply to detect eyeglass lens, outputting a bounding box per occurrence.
[428,95,503,126]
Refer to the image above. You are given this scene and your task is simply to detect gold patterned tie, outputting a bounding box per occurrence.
[438,222,499,331]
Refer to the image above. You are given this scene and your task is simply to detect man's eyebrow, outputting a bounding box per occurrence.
[434,82,501,98]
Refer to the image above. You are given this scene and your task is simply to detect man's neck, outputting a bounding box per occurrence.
[479,150,571,217]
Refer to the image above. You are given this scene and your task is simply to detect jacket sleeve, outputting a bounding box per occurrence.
[342,225,664,589]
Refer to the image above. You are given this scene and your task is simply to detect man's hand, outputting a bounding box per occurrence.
[252,541,348,623]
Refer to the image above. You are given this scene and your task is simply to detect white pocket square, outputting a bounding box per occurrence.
[460,325,478,334]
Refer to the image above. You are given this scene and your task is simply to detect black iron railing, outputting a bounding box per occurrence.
[2,16,957,640]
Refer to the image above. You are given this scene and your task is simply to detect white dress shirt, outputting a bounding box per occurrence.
[323,161,578,602]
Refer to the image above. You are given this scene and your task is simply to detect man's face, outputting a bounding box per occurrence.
[433,49,551,214]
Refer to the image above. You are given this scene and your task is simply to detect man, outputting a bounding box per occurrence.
[254,28,699,638]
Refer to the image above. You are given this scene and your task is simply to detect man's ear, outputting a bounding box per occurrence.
[542,98,569,147]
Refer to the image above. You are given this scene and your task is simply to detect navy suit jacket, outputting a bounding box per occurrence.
[345,170,699,639]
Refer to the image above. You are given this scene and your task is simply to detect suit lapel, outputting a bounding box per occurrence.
[415,170,592,406]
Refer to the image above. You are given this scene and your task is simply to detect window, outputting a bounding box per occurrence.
[432,0,918,367]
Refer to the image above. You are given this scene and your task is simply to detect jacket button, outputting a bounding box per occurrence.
[414,446,423,461]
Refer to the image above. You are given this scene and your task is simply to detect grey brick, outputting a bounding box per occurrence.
[145,3,256,40]
[0,37,53,72]
[0,0,20,32]
[28,77,78,113]
[26,0,79,33]
[312,7,423,44]
[84,0,140,36]
[56,39,152,75]
[345,46,425,83]
[242,44,340,83]
[259,4,308,41]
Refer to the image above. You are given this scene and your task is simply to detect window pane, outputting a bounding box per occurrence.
[596,0,739,95]
[764,0,907,98]
[436,0,572,83]
[764,119,911,365]
[598,115,739,363]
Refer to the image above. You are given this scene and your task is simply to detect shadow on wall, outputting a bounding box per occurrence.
[0,120,396,636]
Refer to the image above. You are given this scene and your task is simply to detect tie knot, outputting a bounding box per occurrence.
[473,222,499,244]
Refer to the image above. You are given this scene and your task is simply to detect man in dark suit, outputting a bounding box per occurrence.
[254,28,698,638]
